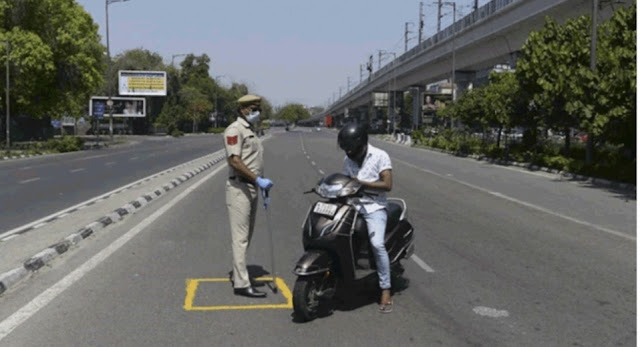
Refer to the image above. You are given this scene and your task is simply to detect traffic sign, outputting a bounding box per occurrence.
[93,102,105,119]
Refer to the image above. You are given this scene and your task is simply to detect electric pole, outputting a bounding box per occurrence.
[437,0,442,33]
[405,22,413,52]
[419,2,424,44]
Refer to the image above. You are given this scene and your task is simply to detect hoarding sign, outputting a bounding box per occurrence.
[423,93,452,113]
[118,70,167,96]
[90,96,146,118]
[61,116,76,126]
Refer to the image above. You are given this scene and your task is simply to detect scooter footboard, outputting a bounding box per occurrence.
[293,250,332,276]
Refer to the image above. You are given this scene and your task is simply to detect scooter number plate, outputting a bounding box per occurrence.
[313,202,337,217]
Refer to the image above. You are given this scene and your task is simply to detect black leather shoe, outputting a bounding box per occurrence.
[234,286,267,298]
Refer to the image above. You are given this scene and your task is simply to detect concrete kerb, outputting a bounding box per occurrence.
[0,152,227,296]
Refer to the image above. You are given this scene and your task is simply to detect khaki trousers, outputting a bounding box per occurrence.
[226,179,258,289]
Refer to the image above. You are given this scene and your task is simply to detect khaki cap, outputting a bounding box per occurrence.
[237,94,262,106]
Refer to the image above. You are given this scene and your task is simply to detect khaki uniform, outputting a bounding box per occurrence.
[224,117,264,289]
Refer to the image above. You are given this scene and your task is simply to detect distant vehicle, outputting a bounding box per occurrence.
[315,127,321,132]
[270,120,288,127]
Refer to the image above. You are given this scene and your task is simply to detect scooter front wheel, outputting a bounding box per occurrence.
[292,274,335,322]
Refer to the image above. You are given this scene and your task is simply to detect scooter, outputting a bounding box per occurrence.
[292,173,414,321]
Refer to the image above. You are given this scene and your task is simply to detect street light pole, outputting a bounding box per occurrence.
[379,50,397,134]
[442,1,458,128]
[105,0,130,142]
[213,75,226,128]
[171,53,187,66]
[5,39,9,151]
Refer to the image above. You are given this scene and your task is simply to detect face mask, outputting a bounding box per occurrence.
[246,110,260,125]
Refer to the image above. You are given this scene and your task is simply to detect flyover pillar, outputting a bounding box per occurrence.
[409,86,426,131]
[387,91,403,134]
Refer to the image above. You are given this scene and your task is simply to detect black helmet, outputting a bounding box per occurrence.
[338,122,368,155]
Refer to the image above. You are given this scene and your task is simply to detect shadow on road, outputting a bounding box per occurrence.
[290,264,411,323]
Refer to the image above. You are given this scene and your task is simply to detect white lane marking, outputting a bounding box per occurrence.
[19,178,41,184]
[69,168,85,173]
[0,150,225,240]
[318,170,325,175]
[0,164,226,341]
[311,161,316,166]
[129,157,139,161]
[473,306,509,318]
[498,164,558,179]
[395,158,635,242]
[105,161,116,166]
[19,167,32,171]
[411,254,435,273]
[73,153,112,161]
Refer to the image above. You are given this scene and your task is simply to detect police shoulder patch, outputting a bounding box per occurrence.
[226,135,238,145]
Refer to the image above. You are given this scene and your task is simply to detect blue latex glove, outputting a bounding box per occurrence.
[255,176,274,190]
[261,189,271,209]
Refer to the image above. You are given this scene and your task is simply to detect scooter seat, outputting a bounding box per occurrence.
[386,201,403,231]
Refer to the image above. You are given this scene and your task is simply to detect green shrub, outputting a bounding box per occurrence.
[542,155,572,171]
[208,127,225,134]
[171,129,184,137]
[411,130,426,145]
[46,136,84,153]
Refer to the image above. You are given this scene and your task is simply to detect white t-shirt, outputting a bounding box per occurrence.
[342,144,392,214]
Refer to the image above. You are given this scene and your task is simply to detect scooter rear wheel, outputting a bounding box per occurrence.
[293,275,333,321]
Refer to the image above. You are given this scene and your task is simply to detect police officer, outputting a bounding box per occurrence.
[224,94,274,298]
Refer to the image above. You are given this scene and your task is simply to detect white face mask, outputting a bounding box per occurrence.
[246,110,260,124]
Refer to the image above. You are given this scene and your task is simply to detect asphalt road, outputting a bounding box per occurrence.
[0,128,635,346]
[0,135,222,233]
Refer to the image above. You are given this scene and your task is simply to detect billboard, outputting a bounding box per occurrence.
[118,70,167,96]
[90,96,146,118]
[423,93,452,113]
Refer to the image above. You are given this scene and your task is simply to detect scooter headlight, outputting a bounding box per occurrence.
[316,183,343,198]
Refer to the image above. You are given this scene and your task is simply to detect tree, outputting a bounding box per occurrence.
[179,85,212,133]
[517,16,584,154]
[456,87,486,135]
[0,0,104,123]
[592,5,636,157]
[277,103,310,124]
[481,71,519,147]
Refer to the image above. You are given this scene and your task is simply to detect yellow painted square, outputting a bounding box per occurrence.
[184,277,293,311]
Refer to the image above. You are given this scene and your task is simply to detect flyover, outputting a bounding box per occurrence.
[310,0,630,129]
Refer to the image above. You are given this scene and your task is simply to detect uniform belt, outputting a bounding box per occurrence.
[229,176,254,185]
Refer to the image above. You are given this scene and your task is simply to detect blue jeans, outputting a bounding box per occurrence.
[362,209,390,290]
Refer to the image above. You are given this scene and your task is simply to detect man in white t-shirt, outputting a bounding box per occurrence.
[338,122,394,313]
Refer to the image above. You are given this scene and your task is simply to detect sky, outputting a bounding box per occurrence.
[76,0,489,108]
